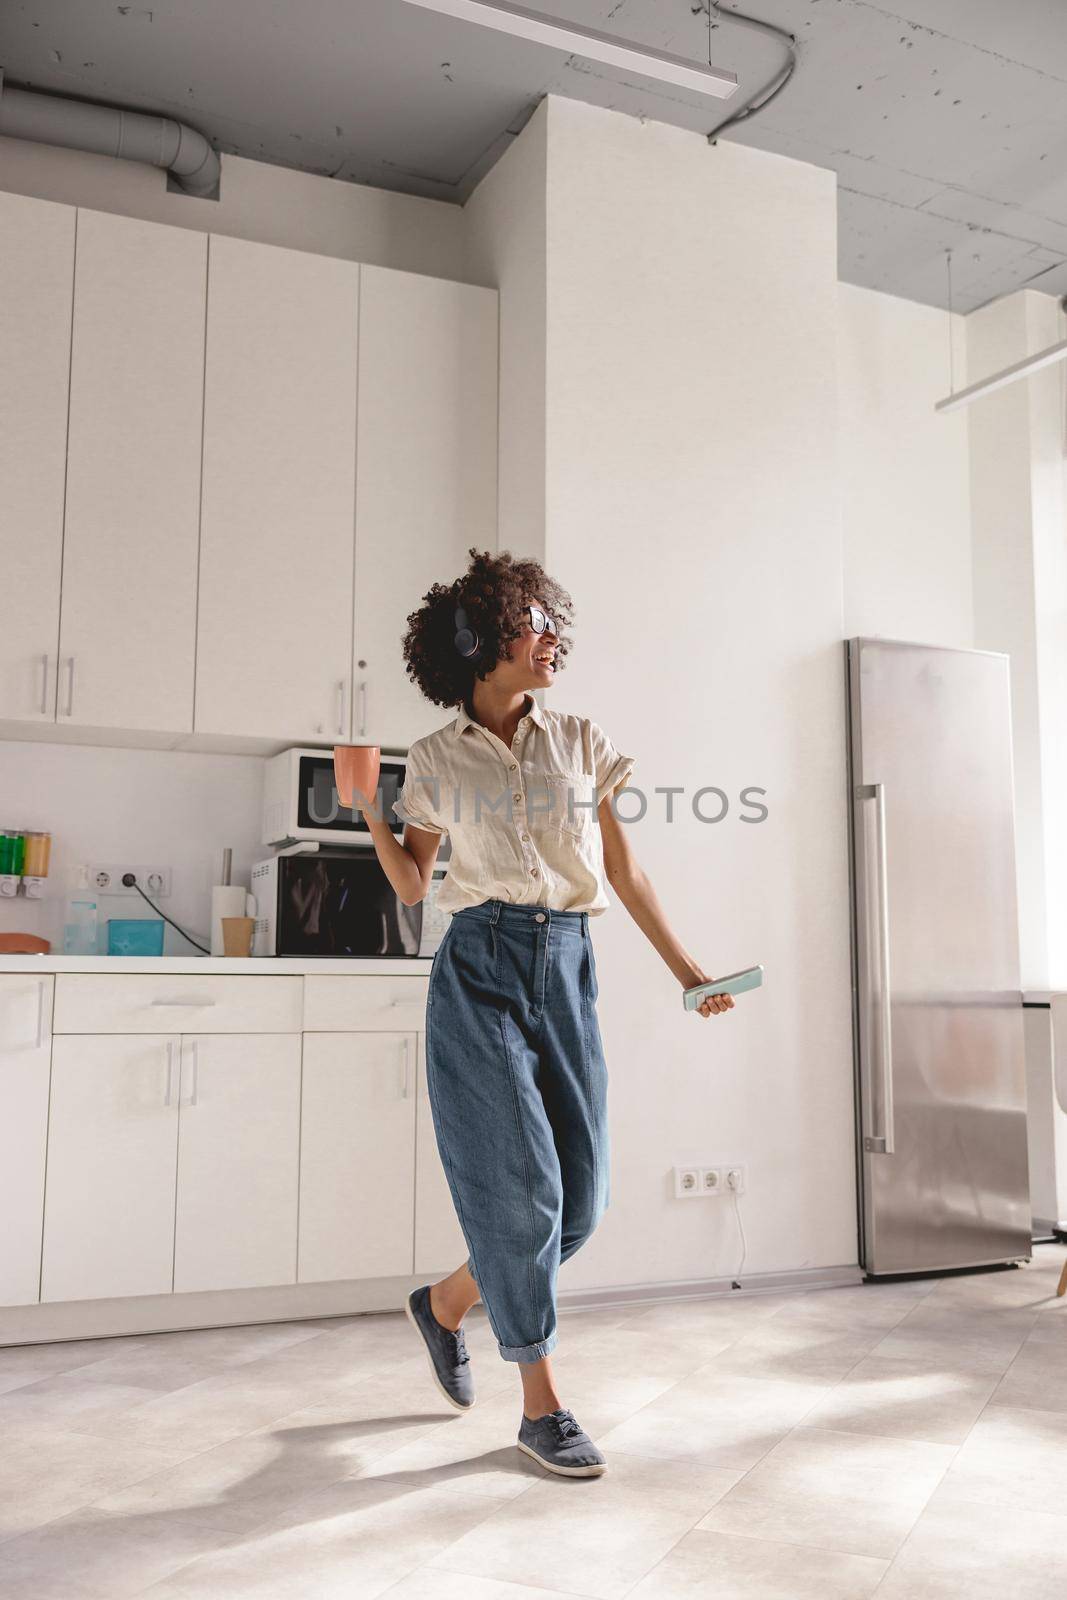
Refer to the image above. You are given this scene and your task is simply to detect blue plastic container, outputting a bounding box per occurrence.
[107,918,165,957]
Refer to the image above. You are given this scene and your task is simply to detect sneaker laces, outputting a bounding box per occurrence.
[427,1295,469,1364]
[449,1326,469,1366]
[546,1408,583,1441]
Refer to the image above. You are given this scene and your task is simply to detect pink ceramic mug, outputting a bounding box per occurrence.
[333,744,382,814]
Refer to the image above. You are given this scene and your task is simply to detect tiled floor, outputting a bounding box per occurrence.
[0,1243,1063,1599]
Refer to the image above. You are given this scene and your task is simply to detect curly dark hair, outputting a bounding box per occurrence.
[400,547,575,710]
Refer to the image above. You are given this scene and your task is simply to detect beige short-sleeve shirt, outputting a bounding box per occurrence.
[393,692,635,917]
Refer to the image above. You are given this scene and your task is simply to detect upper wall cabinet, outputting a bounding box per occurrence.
[353,268,498,751]
[58,210,207,733]
[0,193,74,724]
[0,189,499,754]
[195,235,360,745]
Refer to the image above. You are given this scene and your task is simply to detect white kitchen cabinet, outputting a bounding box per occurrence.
[173,1033,301,1293]
[1,195,498,755]
[53,972,303,1035]
[303,974,428,1032]
[9,965,442,1329]
[0,193,74,725]
[56,209,207,733]
[41,1034,180,1303]
[0,977,54,1305]
[298,1031,417,1283]
[195,234,359,744]
[352,267,498,749]
[40,1027,302,1304]
[414,1033,470,1276]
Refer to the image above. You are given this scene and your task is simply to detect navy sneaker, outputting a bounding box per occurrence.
[517,1408,607,1477]
[405,1284,475,1410]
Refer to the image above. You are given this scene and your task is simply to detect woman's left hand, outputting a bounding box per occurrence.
[687,975,735,1017]
[697,991,734,1017]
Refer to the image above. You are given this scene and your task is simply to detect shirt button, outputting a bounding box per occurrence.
[534,912,546,922]
[513,793,521,803]
[522,833,530,841]
[530,867,539,876]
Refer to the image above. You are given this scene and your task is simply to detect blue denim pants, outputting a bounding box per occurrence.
[425,899,611,1364]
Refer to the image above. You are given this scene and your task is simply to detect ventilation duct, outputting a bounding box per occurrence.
[0,79,220,199]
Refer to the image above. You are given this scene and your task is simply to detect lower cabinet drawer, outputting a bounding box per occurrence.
[53,974,303,1034]
[303,975,429,1031]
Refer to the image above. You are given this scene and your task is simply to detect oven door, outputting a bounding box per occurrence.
[293,752,408,847]
[277,851,422,957]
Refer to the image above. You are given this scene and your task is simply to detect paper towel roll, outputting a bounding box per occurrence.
[211,885,256,957]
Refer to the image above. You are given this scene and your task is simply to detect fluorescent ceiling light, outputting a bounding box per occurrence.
[935,337,1067,414]
[398,0,739,100]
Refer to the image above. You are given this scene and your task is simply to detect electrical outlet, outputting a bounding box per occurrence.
[89,863,172,899]
[725,1165,747,1195]
[699,1166,724,1194]
[673,1166,701,1199]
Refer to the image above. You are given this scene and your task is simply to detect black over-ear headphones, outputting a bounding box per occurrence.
[453,602,481,661]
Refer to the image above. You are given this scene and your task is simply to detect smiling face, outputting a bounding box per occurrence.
[494,598,559,691]
[527,598,559,681]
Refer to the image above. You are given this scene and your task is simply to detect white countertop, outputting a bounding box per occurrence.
[0,955,435,975]
[2,960,1049,991]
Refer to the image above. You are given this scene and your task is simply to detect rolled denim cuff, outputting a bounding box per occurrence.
[497,1329,559,1364]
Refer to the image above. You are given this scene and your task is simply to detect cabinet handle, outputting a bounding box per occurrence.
[358,680,367,738]
[150,998,216,1008]
[400,1035,412,1099]
[180,1040,200,1107]
[335,679,347,737]
[62,656,75,717]
[164,1040,176,1107]
[39,654,50,716]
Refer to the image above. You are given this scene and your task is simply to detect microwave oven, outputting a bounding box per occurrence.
[262,746,410,849]
[251,847,452,959]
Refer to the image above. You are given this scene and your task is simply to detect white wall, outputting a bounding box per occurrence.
[838,283,973,645]
[969,290,1067,991]
[533,97,856,1287]
[462,101,547,561]
[0,741,264,954]
[0,137,464,280]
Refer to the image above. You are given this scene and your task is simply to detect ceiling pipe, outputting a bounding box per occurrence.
[0,78,220,198]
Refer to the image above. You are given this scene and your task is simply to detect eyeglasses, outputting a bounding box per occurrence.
[528,605,558,637]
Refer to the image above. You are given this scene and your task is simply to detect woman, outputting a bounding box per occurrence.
[357,548,733,1480]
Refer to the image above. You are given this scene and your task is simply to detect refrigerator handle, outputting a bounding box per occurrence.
[858,781,895,1156]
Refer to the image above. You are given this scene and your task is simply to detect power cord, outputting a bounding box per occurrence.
[730,1186,748,1288]
[121,873,211,955]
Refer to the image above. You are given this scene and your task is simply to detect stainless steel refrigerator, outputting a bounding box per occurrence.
[845,637,1032,1276]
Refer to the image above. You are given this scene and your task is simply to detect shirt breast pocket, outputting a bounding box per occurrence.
[542,770,597,839]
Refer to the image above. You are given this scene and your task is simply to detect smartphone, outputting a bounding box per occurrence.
[683,965,763,1010]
